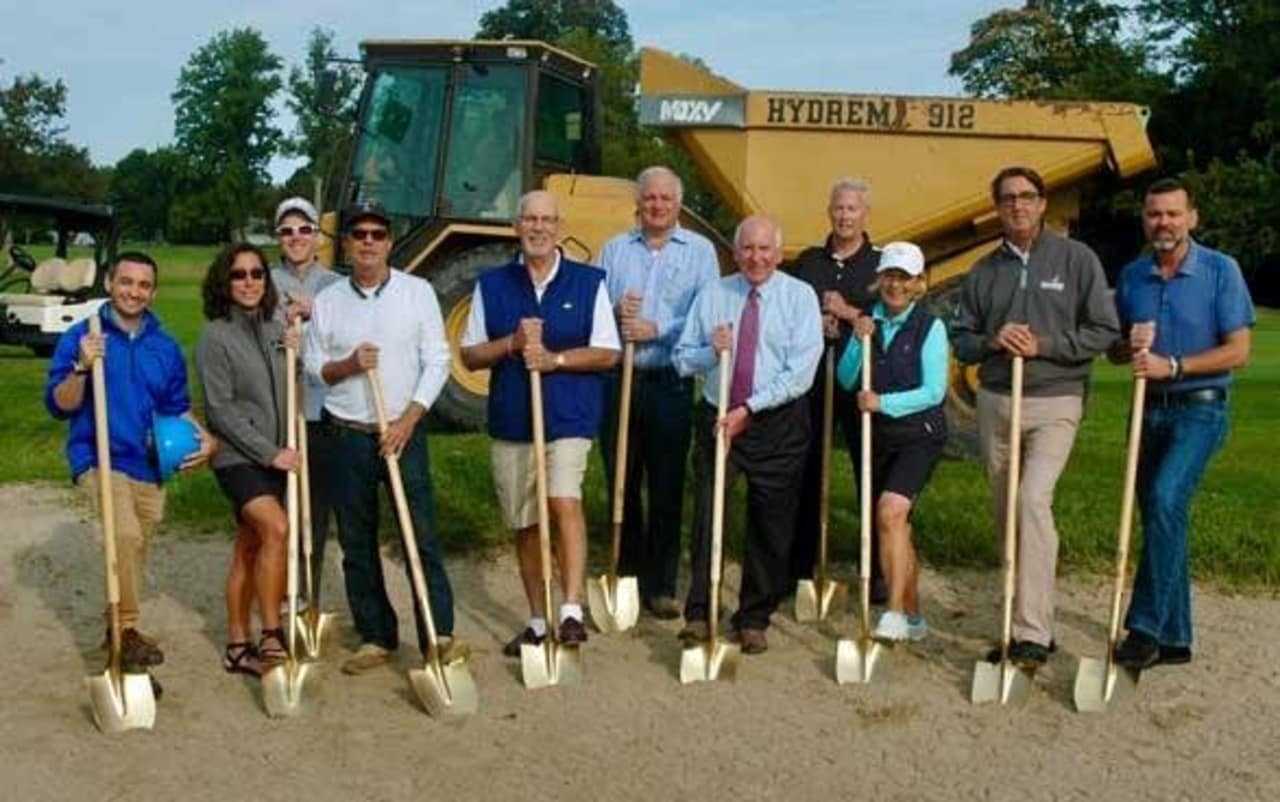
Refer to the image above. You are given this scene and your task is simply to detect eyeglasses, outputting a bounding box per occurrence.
[277,224,316,237]
[347,227,389,242]
[518,214,559,227]
[229,268,266,282]
[997,191,1041,207]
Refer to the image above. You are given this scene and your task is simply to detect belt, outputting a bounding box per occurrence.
[1145,386,1226,408]
[321,410,380,435]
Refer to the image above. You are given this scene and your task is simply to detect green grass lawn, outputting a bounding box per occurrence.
[3,244,1277,588]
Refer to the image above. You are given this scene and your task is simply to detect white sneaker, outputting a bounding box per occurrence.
[906,615,928,642]
[873,610,910,642]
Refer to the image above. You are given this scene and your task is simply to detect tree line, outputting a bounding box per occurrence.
[1,0,1274,299]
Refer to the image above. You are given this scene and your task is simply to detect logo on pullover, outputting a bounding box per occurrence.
[1040,276,1065,292]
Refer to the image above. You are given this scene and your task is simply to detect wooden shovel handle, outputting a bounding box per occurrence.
[1000,356,1025,654]
[529,369,555,638]
[709,350,731,645]
[609,342,636,575]
[88,314,123,664]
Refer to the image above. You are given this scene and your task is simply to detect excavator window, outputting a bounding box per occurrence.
[535,74,588,170]
[351,66,448,225]
[439,64,526,221]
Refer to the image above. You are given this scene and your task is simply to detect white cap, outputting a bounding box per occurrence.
[274,197,319,226]
[876,241,925,277]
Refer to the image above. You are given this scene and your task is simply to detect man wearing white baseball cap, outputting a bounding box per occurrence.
[271,197,342,603]
[835,241,948,641]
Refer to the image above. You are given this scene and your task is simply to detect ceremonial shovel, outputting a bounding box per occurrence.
[835,333,884,684]
[587,341,640,633]
[84,314,156,733]
[263,320,311,717]
[680,349,740,684]
[521,366,584,689]
[295,405,334,659]
[796,345,847,622]
[1073,329,1151,713]
[971,355,1032,705]
[366,369,478,716]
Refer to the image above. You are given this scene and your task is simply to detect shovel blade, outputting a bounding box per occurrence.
[86,670,155,733]
[262,660,310,718]
[296,610,335,660]
[586,574,640,633]
[409,660,479,718]
[797,579,846,622]
[970,659,1033,705]
[1072,656,1139,714]
[520,642,583,689]
[679,641,740,684]
[834,637,884,685]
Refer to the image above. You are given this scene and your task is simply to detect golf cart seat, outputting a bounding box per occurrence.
[0,258,96,307]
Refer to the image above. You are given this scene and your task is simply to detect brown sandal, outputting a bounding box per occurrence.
[258,628,289,666]
[223,642,262,677]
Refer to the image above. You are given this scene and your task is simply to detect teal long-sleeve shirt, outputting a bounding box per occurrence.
[836,301,949,418]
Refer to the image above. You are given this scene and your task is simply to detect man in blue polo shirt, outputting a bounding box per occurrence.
[1110,177,1254,669]
[598,165,719,619]
[460,190,621,655]
[45,250,215,677]
[673,215,823,654]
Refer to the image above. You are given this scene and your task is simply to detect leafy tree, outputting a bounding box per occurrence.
[0,67,104,201]
[108,147,189,241]
[284,27,360,208]
[477,0,632,50]
[171,28,284,240]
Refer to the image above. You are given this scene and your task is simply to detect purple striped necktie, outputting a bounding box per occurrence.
[729,287,760,407]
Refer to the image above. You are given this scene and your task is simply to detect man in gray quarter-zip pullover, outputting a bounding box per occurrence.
[950,166,1119,667]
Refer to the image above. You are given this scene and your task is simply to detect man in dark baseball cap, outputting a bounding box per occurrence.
[342,200,392,230]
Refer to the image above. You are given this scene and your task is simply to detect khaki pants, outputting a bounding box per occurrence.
[977,388,1082,646]
[77,470,165,629]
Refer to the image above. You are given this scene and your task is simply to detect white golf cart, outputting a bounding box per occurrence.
[0,193,116,357]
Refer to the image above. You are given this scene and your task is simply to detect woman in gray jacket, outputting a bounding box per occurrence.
[196,243,298,676]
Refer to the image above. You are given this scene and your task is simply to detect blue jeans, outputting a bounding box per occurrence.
[599,367,694,601]
[1124,399,1228,647]
[327,417,454,651]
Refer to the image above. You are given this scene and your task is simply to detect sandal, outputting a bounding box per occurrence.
[223,642,262,677]
[258,628,289,666]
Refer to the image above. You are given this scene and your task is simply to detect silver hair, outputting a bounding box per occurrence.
[516,189,558,218]
[733,216,784,249]
[634,166,684,204]
[829,177,872,208]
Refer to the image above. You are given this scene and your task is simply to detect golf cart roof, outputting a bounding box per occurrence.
[0,193,116,229]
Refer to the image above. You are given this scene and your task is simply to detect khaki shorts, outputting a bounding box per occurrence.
[491,437,591,530]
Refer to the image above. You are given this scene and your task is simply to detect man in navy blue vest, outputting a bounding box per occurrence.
[460,190,621,655]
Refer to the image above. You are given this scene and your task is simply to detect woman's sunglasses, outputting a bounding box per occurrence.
[230,268,266,282]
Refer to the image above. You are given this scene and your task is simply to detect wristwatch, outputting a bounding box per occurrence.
[72,359,90,375]
[555,353,566,370]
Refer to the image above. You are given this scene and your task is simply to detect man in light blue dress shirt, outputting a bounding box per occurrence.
[672,215,823,654]
[598,166,720,619]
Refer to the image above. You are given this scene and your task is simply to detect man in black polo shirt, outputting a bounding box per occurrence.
[787,178,885,601]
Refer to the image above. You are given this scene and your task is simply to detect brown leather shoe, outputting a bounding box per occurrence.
[730,628,768,655]
[677,620,709,644]
[117,628,164,670]
[423,637,471,665]
[645,596,683,620]
[502,627,546,658]
[558,617,588,645]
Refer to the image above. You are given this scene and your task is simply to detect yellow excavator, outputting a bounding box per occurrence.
[319,40,1156,431]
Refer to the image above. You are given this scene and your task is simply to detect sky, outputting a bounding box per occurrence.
[0,0,1011,182]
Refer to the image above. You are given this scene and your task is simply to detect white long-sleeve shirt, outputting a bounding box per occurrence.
[304,269,450,424]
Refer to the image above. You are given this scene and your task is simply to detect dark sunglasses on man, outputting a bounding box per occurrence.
[347,226,390,242]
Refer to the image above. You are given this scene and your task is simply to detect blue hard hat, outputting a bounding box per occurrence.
[153,416,200,481]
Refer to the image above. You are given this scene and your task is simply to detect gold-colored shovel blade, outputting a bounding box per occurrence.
[834,636,884,685]
[586,574,640,633]
[262,659,310,718]
[970,658,1033,705]
[409,659,479,718]
[296,609,335,660]
[795,579,847,623]
[86,670,155,733]
[520,642,583,689]
[679,641,740,684]
[1072,656,1139,714]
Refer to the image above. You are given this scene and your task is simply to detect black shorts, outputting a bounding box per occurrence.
[870,437,945,503]
[213,464,286,516]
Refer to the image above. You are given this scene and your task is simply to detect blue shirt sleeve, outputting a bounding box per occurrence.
[880,319,949,418]
[836,333,863,392]
[672,281,718,378]
[44,323,85,420]
[1214,255,1256,337]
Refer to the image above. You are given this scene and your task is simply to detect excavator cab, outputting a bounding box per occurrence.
[335,40,600,249]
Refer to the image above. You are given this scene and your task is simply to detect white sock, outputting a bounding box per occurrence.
[528,617,547,637]
[559,603,583,624]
